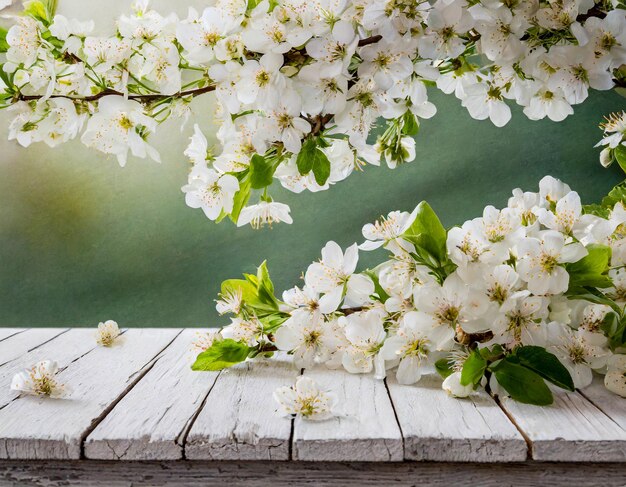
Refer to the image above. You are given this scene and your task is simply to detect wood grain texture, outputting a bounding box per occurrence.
[185,355,300,460]
[84,329,220,460]
[499,390,626,462]
[2,460,626,487]
[579,374,626,431]
[0,328,25,342]
[387,374,527,462]
[0,328,67,367]
[0,329,97,410]
[293,368,402,461]
[0,328,180,460]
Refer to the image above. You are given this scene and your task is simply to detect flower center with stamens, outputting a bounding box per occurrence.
[440,26,455,42]
[256,70,270,87]
[277,113,294,130]
[488,284,508,304]
[205,32,220,46]
[304,330,322,347]
[401,338,429,359]
[437,305,460,326]
[568,343,587,364]
[118,115,133,130]
[540,253,559,273]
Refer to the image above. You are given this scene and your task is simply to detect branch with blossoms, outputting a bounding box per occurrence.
[1,0,625,228]
[192,176,626,405]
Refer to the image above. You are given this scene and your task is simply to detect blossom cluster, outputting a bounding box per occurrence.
[193,176,626,404]
[1,0,625,227]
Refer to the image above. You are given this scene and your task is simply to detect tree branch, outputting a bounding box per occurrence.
[16,84,216,103]
[358,35,383,47]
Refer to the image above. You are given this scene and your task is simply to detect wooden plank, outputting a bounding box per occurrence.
[185,355,300,460]
[0,329,97,410]
[499,390,626,462]
[387,374,527,462]
[293,368,402,461]
[2,460,626,487]
[84,329,220,460]
[0,328,67,367]
[0,328,25,342]
[579,374,626,431]
[0,328,180,460]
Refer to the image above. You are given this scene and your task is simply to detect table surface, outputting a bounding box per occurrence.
[0,328,624,463]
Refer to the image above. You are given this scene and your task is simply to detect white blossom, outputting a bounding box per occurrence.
[274,376,336,420]
[11,360,68,398]
[96,320,121,346]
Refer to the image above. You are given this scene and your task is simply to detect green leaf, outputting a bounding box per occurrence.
[460,349,487,386]
[435,358,454,379]
[259,313,289,334]
[602,313,626,350]
[221,278,258,304]
[296,138,332,186]
[256,260,278,310]
[364,269,390,302]
[513,346,575,391]
[601,181,626,209]
[582,203,610,218]
[401,201,448,263]
[249,154,275,189]
[401,111,419,136]
[229,177,251,223]
[566,244,612,292]
[615,145,626,174]
[297,138,316,174]
[491,359,553,405]
[23,0,56,24]
[311,149,331,185]
[191,339,250,371]
[479,344,504,361]
[0,27,8,54]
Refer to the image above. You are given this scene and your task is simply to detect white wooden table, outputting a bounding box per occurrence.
[0,328,624,486]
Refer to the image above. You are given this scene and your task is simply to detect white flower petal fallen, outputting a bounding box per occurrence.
[274,376,336,421]
[10,360,68,398]
[95,320,121,347]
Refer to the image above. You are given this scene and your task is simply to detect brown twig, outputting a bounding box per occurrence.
[358,35,383,47]
[16,84,216,103]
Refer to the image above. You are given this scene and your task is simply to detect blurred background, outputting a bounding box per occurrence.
[0,1,624,328]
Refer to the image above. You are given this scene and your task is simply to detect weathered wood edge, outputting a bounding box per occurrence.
[387,375,527,462]
[185,355,299,461]
[0,329,182,460]
[1,460,626,487]
[84,330,221,461]
[292,368,403,462]
[498,390,626,462]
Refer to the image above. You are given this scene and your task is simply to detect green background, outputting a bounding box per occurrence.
[0,88,624,328]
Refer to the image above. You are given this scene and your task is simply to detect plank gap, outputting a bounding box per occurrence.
[0,329,69,368]
[287,367,304,461]
[179,370,223,459]
[491,392,532,458]
[577,388,625,433]
[0,329,26,343]
[24,329,70,354]
[383,378,405,457]
[78,329,183,459]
